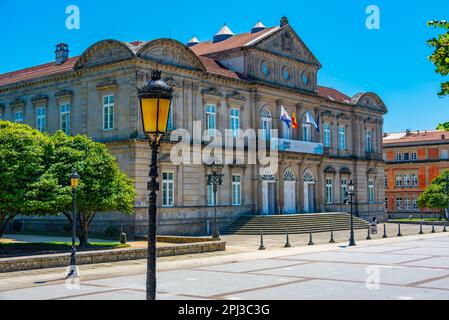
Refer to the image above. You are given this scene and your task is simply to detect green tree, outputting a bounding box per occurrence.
[0,121,64,238]
[418,169,449,219]
[427,20,449,97]
[49,132,136,247]
[436,122,449,131]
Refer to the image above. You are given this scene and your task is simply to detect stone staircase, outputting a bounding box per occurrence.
[222,212,370,235]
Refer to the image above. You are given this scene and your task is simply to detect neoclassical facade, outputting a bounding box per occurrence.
[0,17,387,236]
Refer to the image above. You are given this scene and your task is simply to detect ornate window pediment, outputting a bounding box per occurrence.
[324,166,337,174]
[96,78,117,90]
[55,89,73,98]
[9,98,25,108]
[226,91,246,102]
[202,87,222,97]
[340,167,352,175]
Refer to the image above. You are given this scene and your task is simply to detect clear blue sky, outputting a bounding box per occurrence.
[0,0,447,132]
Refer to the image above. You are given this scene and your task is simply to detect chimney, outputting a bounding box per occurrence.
[55,43,69,65]
[280,16,289,27]
[406,129,411,136]
[442,134,446,140]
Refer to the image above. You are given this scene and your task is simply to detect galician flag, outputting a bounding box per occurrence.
[280,106,292,128]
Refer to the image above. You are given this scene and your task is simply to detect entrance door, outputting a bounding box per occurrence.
[262,181,276,215]
[303,169,315,213]
[284,181,296,213]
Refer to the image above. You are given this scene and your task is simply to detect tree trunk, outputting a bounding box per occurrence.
[0,213,13,239]
[78,221,89,248]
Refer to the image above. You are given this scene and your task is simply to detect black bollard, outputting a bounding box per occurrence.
[259,231,265,250]
[366,226,372,240]
[444,221,447,232]
[284,231,291,248]
[383,224,388,238]
[419,221,424,235]
[431,221,436,233]
[308,229,314,246]
[329,225,335,243]
[397,223,402,237]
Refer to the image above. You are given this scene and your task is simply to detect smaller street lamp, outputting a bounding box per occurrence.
[207,164,224,240]
[67,170,80,278]
[345,180,356,247]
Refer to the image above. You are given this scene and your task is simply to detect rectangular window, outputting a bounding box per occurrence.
[396,174,402,187]
[326,178,333,204]
[14,111,24,123]
[36,107,46,132]
[384,175,388,188]
[395,153,402,161]
[323,123,331,147]
[103,95,114,130]
[404,175,410,187]
[230,108,240,138]
[338,126,346,150]
[368,179,375,204]
[303,123,311,142]
[441,150,448,160]
[384,197,388,210]
[162,172,174,207]
[412,174,418,187]
[412,198,418,210]
[396,197,403,210]
[232,175,241,205]
[60,103,71,135]
[411,152,417,160]
[341,178,347,203]
[207,184,216,206]
[404,197,411,210]
[365,129,372,152]
[206,104,216,134]
[403,153,409,161]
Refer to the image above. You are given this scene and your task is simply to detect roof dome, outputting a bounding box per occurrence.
[187,36,200,47]
[251,21,266,33]
[213,24,235,43]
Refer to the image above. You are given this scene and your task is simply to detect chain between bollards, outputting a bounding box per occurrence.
[259,231,265,250]
[383,224,388,238]
[308,229,314,246]
[397,222,402,237]
[284,230,291,248]
[329,225,335,243]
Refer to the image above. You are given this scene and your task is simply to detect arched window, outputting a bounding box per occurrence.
[283,168,295,181]
[260,106,272,140]
[303,169,314,182]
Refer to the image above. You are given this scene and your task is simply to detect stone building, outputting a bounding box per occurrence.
[383,130,449,217]
[0,17,387,236]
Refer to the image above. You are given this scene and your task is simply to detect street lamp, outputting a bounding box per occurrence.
[207,164,224,240]
[345,180,356,246]
[67,170,80,278]
[137,70,173,301]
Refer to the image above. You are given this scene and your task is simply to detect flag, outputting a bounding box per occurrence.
[280,106,292,128]
[304,111,319,132]
[291,112,298,129]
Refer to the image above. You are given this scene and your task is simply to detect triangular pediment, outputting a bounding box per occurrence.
[253,26,321,67]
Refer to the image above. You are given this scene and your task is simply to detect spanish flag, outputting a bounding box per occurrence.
[291,112,298,129]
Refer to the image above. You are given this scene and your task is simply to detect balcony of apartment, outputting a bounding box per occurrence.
[365,151,383,161]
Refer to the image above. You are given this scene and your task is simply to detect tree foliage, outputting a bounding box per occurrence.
[0,121,64,237]
[418,170,449,213]
[49,132,136,246]
[436,122,449,131]
[427,20,449,97]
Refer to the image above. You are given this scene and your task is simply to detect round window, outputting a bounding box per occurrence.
[261,62,270,77]
[282,67,290,81]
[301,72,309,85]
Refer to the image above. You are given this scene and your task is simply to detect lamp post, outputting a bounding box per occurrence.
[137,70,173,301]
[67,170,80,278]
[207,164,224,240]
[345,180,356,246]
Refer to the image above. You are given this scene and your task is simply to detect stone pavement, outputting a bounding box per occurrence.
[1,228,449,300]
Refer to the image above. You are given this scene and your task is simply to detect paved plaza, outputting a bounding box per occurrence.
[2,230,449,300]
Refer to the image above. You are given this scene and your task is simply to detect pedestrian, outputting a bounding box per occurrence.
[371,217,378,234]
